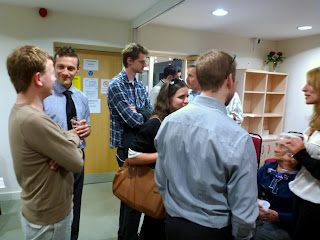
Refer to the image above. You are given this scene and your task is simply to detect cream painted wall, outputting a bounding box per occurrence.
[139,24,320,135]
[278,35,320,133]
[0,4,131,200]
[138,24,277,70]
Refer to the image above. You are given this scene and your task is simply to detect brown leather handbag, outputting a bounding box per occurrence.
[113,160,166,219]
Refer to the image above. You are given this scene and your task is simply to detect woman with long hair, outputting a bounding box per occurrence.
[285,67,320,240]
[127,79,188,239]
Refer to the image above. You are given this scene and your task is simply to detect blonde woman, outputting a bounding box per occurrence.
[285,67,320,240]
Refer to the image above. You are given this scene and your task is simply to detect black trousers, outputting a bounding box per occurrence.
[293,195,320,240]
[165,214,233,240]
[140,214,165,240]
[71,150,85,240]
[117,147,141,240]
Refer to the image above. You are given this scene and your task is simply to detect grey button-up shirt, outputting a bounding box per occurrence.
[155,95,258,239]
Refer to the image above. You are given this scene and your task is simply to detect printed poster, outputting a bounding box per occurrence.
[72,76,81,90]
[83,59,99,71]
[88,99,101,113]
[83,78,98,99]
[101,79,111,94]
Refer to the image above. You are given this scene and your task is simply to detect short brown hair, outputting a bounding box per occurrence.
[196,50,236,92]
[7,45,53,93]
[54,46,80,67]
[122,43,148,68]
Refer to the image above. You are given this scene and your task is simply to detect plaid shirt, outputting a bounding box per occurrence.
[107,69,152,148]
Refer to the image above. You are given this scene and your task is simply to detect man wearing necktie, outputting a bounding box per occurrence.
[43,46,91,240]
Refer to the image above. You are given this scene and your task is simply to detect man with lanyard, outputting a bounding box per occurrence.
[107,43,152,240]
[149,64,181,106]
[43,46,91,240]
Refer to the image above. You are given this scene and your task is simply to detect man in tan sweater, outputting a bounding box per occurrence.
[7,45,83,240]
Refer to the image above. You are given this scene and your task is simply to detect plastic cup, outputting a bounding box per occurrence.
[259,200,270,211]
[71,116,80,129]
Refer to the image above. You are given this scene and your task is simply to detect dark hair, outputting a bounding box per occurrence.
[7,45,53,93]
[122,43,149,68]
[196,50,236,92]
[152,79,187,121]
[163,65,181,79]
[54,46,80,67]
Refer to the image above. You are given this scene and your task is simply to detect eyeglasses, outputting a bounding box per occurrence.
[138,60,147,65]
[225,55,236,79]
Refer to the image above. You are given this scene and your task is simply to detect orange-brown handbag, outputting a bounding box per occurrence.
[113,160,166,219]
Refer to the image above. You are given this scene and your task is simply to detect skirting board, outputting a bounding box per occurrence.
[0,191,21,201]
[84,172,116,184]
[0,172,116,201]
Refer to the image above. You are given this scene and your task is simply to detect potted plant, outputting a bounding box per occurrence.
[265,51,285,72]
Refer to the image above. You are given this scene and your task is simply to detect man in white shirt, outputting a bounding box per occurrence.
[226,92,244,124]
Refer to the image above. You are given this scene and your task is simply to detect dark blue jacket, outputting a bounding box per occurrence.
[257,161,298,233]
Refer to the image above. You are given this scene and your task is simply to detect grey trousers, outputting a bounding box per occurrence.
[20,210,73,240]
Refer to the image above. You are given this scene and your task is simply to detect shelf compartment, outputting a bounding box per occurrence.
[243,93,265,115]
[267,74,287,93]
[244,72,267,92]
[263,117,283,136]
[241,117,263,135]
[264,94,285,115]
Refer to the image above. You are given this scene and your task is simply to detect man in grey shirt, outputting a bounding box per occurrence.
[155,50,258,240]
[149,65,181,106]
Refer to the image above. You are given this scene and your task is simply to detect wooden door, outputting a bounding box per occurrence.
[55,47,122,174]
[76,49,122,174]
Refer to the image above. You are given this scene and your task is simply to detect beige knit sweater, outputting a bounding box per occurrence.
[9,104,83,225]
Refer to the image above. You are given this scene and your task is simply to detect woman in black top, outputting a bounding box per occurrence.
[127,79,189,240]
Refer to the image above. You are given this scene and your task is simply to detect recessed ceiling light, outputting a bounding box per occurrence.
[297,26,312,31]
[212,9,228,16]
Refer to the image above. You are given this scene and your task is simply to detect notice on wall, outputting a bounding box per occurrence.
[88,99,101,113]
[0,177,5,188]
[83,59,99,71]
[72,76,82,90]
[101,79,111,94]
[83,78,98,99]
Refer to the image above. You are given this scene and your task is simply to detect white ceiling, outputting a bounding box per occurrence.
[0,0,319,40]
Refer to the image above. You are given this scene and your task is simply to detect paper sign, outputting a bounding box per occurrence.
[0,177,5,188]
[88,99,101,113]
[83,78,98,99]
[101,79,111,94]
[72,76,82,90]
[83,59,99,71]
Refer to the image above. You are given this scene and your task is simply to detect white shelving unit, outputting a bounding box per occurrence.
[236,69,288,166]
